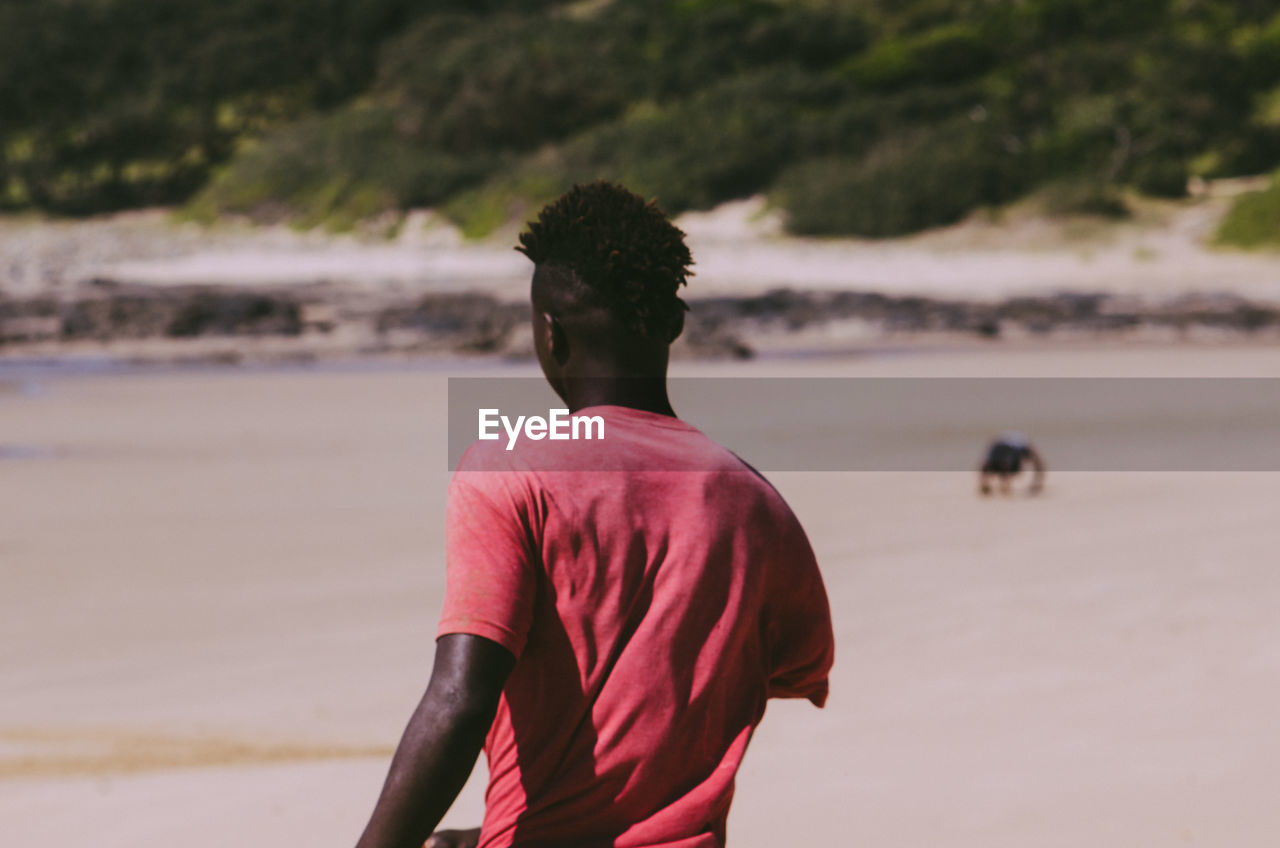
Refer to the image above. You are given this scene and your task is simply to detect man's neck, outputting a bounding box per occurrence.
[561,374,675,418]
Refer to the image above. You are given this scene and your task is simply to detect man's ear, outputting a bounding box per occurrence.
[544,312,570,366]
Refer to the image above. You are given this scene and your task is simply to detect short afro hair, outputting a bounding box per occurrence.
[516,181,693,339]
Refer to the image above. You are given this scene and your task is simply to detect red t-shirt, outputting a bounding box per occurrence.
[439,405,834,848]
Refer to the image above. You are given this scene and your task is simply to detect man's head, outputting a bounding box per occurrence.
[516,182,693,398]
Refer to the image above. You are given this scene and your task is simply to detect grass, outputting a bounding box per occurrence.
[1216,174,1280,248]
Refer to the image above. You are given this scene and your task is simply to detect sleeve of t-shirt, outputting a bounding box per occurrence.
[437,468,539,660]
[765,521,835,707]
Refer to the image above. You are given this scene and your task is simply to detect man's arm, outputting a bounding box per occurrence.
[764,518,835,707]
[355,634,515,848]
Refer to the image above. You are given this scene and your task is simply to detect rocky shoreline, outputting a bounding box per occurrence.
[5,282,1280,367]
[6,199,1280,366]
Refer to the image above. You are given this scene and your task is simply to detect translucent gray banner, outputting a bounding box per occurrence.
[447,378,1280,471]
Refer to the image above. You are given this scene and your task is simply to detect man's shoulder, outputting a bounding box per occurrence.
[455,438,523,474]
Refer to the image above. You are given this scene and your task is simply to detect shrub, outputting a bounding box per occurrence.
[441,172,563,241]
[0,0,431,214]
[1216,175,1280,248]
[1041,180,1130,218]
[376,2,866,158]
[440,69,831,236]
[773,119,1030,237]
[1128,156,1188,197]
[15,0,1280,232]
[187,107,494,226]
[377,12,643,156]
[843,23,994,91]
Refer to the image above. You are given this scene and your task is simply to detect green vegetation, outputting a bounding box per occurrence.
[1217,173,1280,248]
[4,0,1280,236]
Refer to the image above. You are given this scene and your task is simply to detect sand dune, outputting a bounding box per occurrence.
[6,196,1280,305]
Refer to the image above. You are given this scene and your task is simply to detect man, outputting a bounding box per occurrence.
[978,431,1046,496]
[355,182,834,848]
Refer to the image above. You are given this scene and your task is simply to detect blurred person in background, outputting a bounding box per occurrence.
[979,431,1046,497]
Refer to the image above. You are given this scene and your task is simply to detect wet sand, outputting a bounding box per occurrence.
[4,345,1280,846]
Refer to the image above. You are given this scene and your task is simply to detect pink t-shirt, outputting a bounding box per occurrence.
[439,405,834,848]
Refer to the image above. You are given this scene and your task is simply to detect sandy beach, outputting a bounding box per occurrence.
[10,2,1280,842]
[4,344,1280,846]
